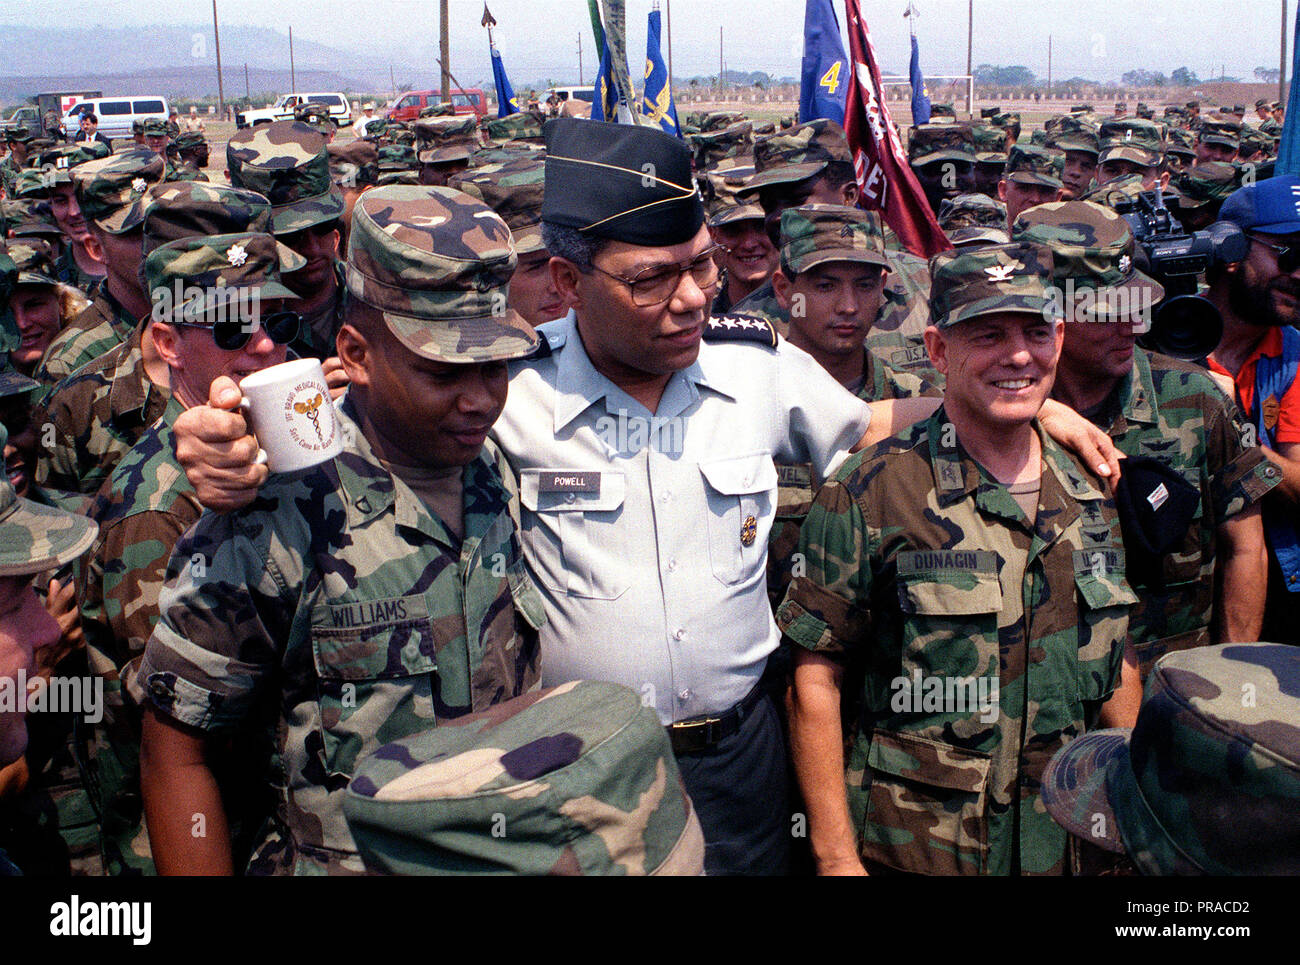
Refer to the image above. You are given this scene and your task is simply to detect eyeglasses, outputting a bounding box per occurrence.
[173,310,301,351]
[1248,234,1300,274]
[589,244,723,306]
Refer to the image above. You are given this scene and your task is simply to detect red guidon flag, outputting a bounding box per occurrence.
[842,0,951,258]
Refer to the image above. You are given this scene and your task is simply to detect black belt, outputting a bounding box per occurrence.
[667,684,765,755]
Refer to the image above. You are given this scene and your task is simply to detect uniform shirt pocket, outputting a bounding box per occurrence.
[310,593,438,780]
[1073,550,1138,703]
[699,451,777,586]
[897,554,1002,681]
[520,469,628,600]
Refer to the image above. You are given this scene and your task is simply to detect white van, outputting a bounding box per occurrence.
[546,86,596,105]
[63,96,169,141]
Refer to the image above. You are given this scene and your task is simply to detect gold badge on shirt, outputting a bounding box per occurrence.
[1263,395,1280,432]
[741,514,757,546]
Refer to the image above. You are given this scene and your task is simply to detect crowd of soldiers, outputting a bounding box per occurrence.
[0,83,1297,878]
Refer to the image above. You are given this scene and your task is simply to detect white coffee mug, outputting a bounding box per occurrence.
[239,358,344,473]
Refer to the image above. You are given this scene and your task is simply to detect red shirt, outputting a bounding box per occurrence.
[1208,327,1300,444]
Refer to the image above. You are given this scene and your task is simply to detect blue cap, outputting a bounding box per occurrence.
[1219,175,1300,234]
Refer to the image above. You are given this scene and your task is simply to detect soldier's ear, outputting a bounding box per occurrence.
[335,322,373,390]
[923,325,950,376]
[148,321,183,368]
[997,179,1009,202]
[771,269,794,310]
[550,257,585,310]
[840,181,860,207]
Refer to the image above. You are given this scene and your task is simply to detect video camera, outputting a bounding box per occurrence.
[1114,190,1247,360]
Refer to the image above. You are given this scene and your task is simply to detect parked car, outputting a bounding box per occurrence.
[384,89,488,122]
[236,92,352,129]
[61,95,168,141]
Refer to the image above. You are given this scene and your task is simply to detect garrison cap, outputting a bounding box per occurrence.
[1011,200,1164,319]
[688,121,753,172]
[1175,162,1238,210]
[449,155,547,255]
[484,112,545,146]
[1005,143,1063,189]
[908,123,977,167]
[343,680,705,876]
[779,203,888,274]
[1098,118,1164,167]
[542,118,704,247]
[415,115,481,164]
[739,118,850,194]
[6,238,58,287]
[73,149,166,234]
[1045,114,1099,155]
[1198,117,1242,149]
[1043,643,1300,875]
[938,192,1009,247]
[970,123,1009,163]
[701,160,763,227]
[226,120,345,234]
[928,241,1058,329]
[346,185,537,363]
[327,139,379,188]
[144,232,299,325]
[0,422,96,577]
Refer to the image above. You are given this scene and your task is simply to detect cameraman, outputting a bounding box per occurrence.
[1207,176,1300,643]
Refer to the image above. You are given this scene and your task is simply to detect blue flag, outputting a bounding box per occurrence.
[591,37,616,121]
[799,0,847,124]
[1278,6,1300,175]
[491,46,519,118]
[909,34,931,126]
[641,9,680,136]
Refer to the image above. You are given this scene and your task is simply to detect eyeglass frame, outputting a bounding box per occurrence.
[168,309,302,352]
[586,243,725,306]
[1247,233,1300,274]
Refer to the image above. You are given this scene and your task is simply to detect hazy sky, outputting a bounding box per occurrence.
[1,0,1291,86]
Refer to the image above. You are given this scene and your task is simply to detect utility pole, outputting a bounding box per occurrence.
[966,0,974,96]
[1047,34,1052,94]
[289,25,296,91]
[212,1,225,116]
[440,0,451,101]
[244,62,250,100]
[578,32,583,85]
[719,26,724,97]
[666,0,673,92]
[390,63,397,100]
[1282,0,1290,107]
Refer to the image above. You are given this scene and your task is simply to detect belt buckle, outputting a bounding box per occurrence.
[671,715,723,753]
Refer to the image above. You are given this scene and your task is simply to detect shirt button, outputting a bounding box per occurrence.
[674,628,686,640]
[660,491,671,503]
[678,689,693,701]
[667,558,678,572]
[565,492,576,503]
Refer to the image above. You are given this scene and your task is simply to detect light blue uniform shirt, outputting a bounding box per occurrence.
[493,311,871,723]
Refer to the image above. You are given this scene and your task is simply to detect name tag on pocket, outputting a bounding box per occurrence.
[897,550,998,576]
[538,471,601,495]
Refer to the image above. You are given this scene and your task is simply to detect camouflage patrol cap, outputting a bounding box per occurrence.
[908,123,977,167]
[1165,127,1197,158]
[779,203,888,274]
[928,241,1058,329]
[699,110,747,132]
[1011,200,1164,320]
[144,232,300,326]
[342,680,705,876]
[688,121,753,172]
[0,350,39,400]
[930,103,957,119]
[415,115,481,165]
[1136,102,1153,119]
[970,123,1009,163]
[701,161,763,227]
[131,119,145,137]
[1045,114,1099,156]
[418,103,456,118]
[1005,143,1063,189]
[1071,104,1094,116]
[938,192,1010,247]
[0,421,96,576]
[226,120,345,234]
[345,185,538,363]
[1081,172,1152,211]
[140,117,170,138]
[1044,643,1300,875]
[0,199,60,242]
[6,238,58,287]
[1098,118,1164,167]
[1175,162,1239,210]
[293,102,334,135]
[484,112,545,146]
[27,142,111,189]
[448,155,546,255]
[1198,117,1242,149]
[0,249,17,354]
[327,140,379,188]
[73,148,166,234]
[740,119,850,194]
[376,144,420,186]
[173,131,208,152]
[4,125,34,144]
[1028,129,1049,147]
[988,111,1021,141]
[1163,105,1188,122]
